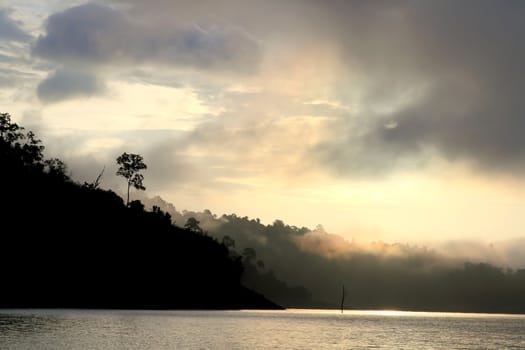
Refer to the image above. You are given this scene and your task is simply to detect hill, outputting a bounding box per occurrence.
[140,196,525,314]
[0,112,282,310]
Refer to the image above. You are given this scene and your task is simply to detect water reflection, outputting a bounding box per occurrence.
[0,312,62,338]
[0,309,524,349]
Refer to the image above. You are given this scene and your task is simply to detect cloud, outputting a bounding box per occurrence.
[139,137,203,190]
[0,8,31,42]
[0,67,35,87]
[37,68,104,103]
[284,1,525,177]
[32,3,261,73]
[13,0,525,196]
[32,3,128,63]
[114,0,525,177]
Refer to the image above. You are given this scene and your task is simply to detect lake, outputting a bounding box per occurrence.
[1,309,524,349]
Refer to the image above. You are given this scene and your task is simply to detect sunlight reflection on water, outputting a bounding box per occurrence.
[0,309,524,349]
[245,307,525,318]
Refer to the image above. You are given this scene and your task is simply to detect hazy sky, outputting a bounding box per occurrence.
[3,0,525,246]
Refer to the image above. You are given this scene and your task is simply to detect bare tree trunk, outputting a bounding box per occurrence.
[341,285,345,314]
[127,180,130,206]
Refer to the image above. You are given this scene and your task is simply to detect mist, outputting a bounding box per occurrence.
[136,193,525,310]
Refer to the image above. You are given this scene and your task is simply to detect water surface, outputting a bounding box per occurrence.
[1,309,524,349]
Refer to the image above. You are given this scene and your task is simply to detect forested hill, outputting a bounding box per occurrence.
[144,195,525,314]
[0,113,281,310]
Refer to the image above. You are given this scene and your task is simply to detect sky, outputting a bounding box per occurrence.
[2,0,525,248]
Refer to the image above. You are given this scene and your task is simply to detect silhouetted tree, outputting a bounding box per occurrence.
[184,217,203,234]
[129,199,145,211]
[0,113,44,168]
[0,112,23,143]
[44,158,68,180]
[152,205,172,225]
[116,152,147,206]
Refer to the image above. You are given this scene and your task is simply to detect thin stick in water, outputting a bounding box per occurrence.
[341,285,345,314]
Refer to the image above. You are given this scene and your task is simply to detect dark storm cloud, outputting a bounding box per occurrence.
[383,1,525,172]
[32,3,261,73]
[37,68,104,103]
[0,8,31,42]
[303,0,525,175]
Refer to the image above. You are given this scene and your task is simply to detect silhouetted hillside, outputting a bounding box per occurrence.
[0,113,281,310]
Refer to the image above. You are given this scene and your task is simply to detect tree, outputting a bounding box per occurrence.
[0,112,44,168]
[44,158,68,180]
[184,217,204,234]
[0,112,23,143]
[116,152,147,206]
